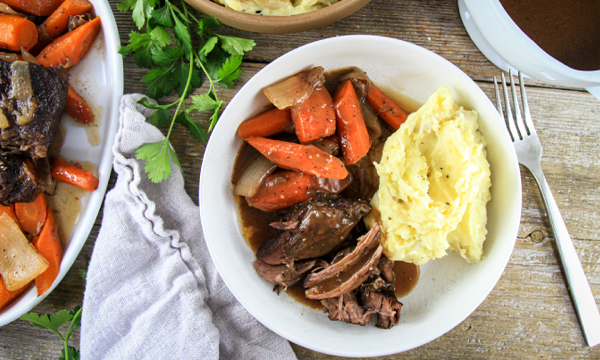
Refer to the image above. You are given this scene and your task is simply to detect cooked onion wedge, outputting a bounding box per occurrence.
[234,155,277,198]
[263,66,325,109]
[0,213,49,291]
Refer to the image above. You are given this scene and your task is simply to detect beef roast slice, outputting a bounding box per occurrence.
[253,259,317,287]
[0,60,69,159]
[360,287,402,329]
[321,292,372,326]
[304,224,383,300]
[256,197,371,265]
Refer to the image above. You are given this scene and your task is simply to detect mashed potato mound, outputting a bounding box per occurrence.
[214,0,339,15]
[366,87,491,265]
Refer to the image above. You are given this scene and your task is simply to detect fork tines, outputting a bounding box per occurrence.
[493,70,536,142]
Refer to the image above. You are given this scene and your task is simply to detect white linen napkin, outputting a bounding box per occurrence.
[80,94,297,360]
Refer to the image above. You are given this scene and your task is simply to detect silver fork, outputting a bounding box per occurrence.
[495,70,600,347]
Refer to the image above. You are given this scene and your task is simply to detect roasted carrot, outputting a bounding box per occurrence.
[39,0,93,40]
[246,171,317,212]
[237,108,292,139]
[290,87,337,143]
[246,136,348,180]
[366,86,409,131]
[36,16,101,69]
[0,14,38,52]
[0,0,63,16]
[333,80,371,165]
[0,278,31,311]
[0,204,19,227]
[31,207,62,296]
[15,193,47,236]
[65,85,93,124]
[51,157,99,191]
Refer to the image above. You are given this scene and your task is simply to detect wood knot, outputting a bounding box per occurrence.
[527,230,546,243]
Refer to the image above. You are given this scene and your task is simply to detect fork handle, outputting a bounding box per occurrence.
[529,165,600,347]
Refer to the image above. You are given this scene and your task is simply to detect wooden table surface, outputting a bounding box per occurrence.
[1,0,599,359]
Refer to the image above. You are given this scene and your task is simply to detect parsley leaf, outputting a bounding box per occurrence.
[151,46,184,67]
[142,68,174,98]
[136,140,174,183]
[175,111,208,142]
[118,0,254,182]
[22,307,83,360]
[216,54,243,88]
[216,34,255,56]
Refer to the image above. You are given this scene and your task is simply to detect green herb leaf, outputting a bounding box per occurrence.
[149,25,172,48]
[136,140,173,183]
[189,93,219,112]
[172,62,202,97]
[172,15,192,52]
[216,55,243,88]
[151,46,184,67]
[217,34,255,56]
[137,97,170,110]
[116,0,136,12]
[21,310,74,332]
[150,5,174,27]
[142,68,173,98]
[199,36,218,57]
[131,0,152,29]
[175,111,208,142]
[150,107,171,126]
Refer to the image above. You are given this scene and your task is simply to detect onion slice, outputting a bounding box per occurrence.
[234,155,277,198]
[263,66,325,109]
[0,213,49,291]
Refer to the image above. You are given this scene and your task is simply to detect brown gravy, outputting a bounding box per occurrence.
[232,68,421,309]
[500,0,600,71]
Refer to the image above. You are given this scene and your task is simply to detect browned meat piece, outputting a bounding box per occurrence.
[253,259,317,287]
[269,220,300,231]
[0,154,38,205]
[256,197,371,265]
[321,292,372,326]
[0,60,69,159]
[378,256,396,284]
[304,224,383,300]
[360,287,402,329]
[341,155,380,200]
[0,60,68,205]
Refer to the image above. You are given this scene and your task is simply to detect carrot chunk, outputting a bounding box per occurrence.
[0,278,31,311]
[65,85,94,124]
[366,86,409,130]
[246,171,316,212]
[39,0,93,40]
[36,16,101,69]
[0,204,19,228]
[51,157,99,191]
[333,80,371,165]
[246,136,348,180]
[237,108,292,139]
[1,0,63,16]
[290,87,337,143]
[0,14,38,51]
[32,207,62,296]
[15,193,47,236]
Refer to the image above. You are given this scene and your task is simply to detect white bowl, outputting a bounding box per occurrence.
[0,1,123,326]
[199,35,522,357]
[459,0,600,100]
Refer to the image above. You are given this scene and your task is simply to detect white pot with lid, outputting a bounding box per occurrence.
[458,0,600,100]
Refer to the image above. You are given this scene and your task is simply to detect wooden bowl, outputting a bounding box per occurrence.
[184,0,371,34]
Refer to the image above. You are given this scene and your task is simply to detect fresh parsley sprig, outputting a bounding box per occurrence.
[117,0,255,182]
[21,308,82,360]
